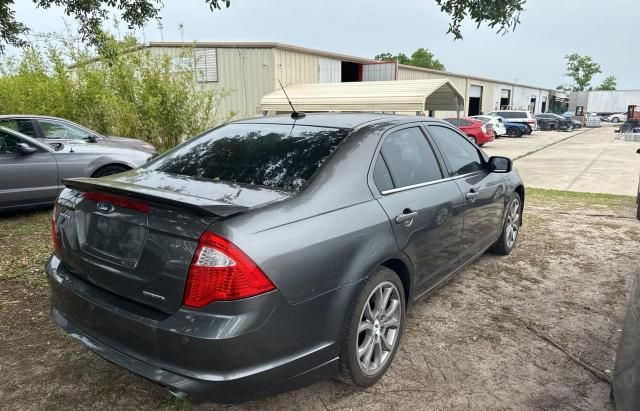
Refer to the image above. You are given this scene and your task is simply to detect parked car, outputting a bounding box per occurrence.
[486,110,537,132]
[471,115,506,137]
[444,117,495,145]
[0,126,153,212]
[0,115,156,154]
[605,113,627,123]
[535,113,574,131]
[562,111,584,129]
[501,121,528,137]
[47,113,525,404]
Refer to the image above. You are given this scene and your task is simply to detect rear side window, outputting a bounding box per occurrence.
[428,126,485,175]
[149,124,349,191]
[373,156,394,192]
[378,127,443,189]
[0,119,36,138]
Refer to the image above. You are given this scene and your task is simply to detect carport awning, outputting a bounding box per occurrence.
[260,79,464,113]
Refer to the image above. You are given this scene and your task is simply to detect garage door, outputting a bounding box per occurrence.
[469,85,483,98]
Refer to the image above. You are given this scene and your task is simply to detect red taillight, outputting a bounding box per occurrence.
[52,201,62,256]
[82,192,150,213]
[183,231,276,308]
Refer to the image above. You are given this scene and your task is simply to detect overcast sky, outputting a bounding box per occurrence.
[12,0,639,89]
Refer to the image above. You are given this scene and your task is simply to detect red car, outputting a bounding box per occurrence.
[444,117,495,146]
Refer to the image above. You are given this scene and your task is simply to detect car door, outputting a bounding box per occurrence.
[0,129,59,209]
[371,125,465,295]
[426,124,506,262]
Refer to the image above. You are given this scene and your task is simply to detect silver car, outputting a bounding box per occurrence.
[0,115,156,154]
[0,126,153,212]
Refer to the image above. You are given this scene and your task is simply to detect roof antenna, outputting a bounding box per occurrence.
[278,80,305,119]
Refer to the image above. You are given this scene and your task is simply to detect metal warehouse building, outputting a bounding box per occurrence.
[145,41,551,121]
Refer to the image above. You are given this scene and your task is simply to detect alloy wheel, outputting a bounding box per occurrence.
[505,198,521,249]
[356,281,401,376]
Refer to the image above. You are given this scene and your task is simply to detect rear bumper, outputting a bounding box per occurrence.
[47,255,358,403]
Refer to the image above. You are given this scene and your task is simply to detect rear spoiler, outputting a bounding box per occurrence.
[63,177,248,217]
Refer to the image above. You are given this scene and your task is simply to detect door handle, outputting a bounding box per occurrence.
[466,190,478,203]
[395,210,418,224]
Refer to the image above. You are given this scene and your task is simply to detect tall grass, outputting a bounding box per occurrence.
[0,33,232,150]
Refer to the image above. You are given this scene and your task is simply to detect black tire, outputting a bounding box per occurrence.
[490,192,522,255]
[612,117,620,123]
[507,127,522,138]
[524,126,532,135]
[92,164,130,178]
[467,135,478,145]
[339,267,406,387]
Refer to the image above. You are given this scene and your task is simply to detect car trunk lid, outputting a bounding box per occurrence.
[55,171,291,314]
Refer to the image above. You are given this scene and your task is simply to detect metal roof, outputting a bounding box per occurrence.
[260,79,465,113]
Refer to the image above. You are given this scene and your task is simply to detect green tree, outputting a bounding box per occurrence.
[0,0,526,53]
[563,53,602,91]
[596,76,617,91]
[409,48,445,70]
[375,48,445,70]
[435,0,525,39]
[0,31,232,150]
[374,52,411,65]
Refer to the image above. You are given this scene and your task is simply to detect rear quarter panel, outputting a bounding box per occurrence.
[215,200,397,304]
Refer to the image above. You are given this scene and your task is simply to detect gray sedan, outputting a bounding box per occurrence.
[47,113,524,403]
[0,126,153,212]
[0,115,156,154]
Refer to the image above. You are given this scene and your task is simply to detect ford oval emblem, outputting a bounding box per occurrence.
[96,201,115,214]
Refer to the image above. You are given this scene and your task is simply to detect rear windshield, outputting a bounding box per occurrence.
[148,123,349,191]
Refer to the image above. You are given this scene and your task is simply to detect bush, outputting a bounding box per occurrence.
[0,33,232,151]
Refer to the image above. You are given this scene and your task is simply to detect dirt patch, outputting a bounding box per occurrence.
[1,191,638,410]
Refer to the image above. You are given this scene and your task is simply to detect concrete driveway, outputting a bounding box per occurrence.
[483,126,640,196]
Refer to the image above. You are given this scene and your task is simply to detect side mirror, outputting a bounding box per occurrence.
[16,143,37,155]
[489,156,512,173]
[86,135,98,143]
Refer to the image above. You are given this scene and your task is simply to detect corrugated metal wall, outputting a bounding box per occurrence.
[318,58,341,83]
[147,45,553,122]
[150,46,276,121]
[362,63,396,81]
[399,66,551,116]
[275,48,320,87]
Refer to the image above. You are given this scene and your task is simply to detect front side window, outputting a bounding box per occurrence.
[378,127,443,189]
[149,123,349,191]
[39,120,90,140]
[0,119,37,138]
[428,125,486,176]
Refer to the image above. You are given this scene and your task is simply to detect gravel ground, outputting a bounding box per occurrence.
[1,189,638,410]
